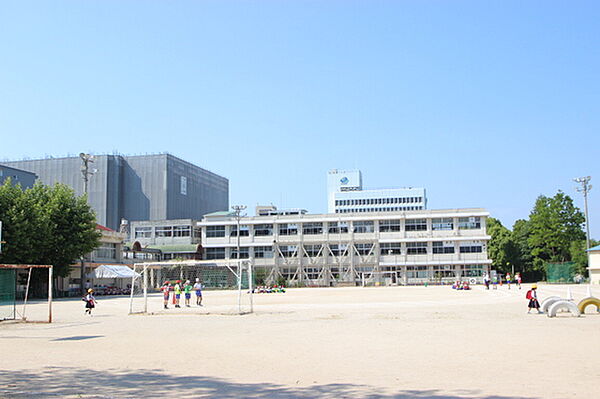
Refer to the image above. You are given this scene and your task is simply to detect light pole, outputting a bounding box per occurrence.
[574,176,592,249]
[79,153,96,296]
[232,205,247,313]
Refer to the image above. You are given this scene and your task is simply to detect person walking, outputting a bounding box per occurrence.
[161,281,171,309]
[174,280,182,308]
[506,273,512,290]
[492,274,498,290]
[516,272,522,289]
[483,273,490,290]
[83,288,97,315]
[527,284,542,313]
[193,278,203,306]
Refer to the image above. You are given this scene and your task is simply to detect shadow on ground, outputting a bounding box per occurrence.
[0,367,539,399]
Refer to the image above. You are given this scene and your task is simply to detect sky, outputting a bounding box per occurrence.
[1,1,599,238]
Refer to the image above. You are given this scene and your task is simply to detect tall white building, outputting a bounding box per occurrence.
[197,208,491,286]
[327,169,426,214]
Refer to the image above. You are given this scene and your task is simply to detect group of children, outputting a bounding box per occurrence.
[452,281,471,290]
[252,285,286,294]
[483,272,522,290]
[161,278,203,309]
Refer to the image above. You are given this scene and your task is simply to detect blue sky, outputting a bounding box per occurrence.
[1,1,599,237]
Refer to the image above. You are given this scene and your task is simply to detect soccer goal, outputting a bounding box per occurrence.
[129,261,254,315]
[0,264,53,323]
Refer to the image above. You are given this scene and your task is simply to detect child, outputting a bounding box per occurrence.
[527,284,542,314]
[516,272,522,289]
[483,273,490,290]
[492,274,498,290]
[83,288,97,315]
[506,273,512,289]
[193,278,203,306]
[174,280,182,308]
[183,280,192,307]
[161,281,171,309]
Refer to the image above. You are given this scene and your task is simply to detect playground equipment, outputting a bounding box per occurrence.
[577,297,600,314]
[547,300,581,317]
[540,296,562,313]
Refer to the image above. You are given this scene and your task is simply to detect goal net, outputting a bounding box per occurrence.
[129,262,254,315]
[0,265,53,323]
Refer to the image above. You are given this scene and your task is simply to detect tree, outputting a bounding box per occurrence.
[527,191,585,270]
[0,181,100,292]
[570,239,599,276]
[512,219,534,272]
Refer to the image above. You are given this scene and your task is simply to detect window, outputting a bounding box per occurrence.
[458,217,481,229]
[230,247,249,259]
[405,218,427,231]
[432,218,453,231]
[206,247,225,260]
[230,225,249,237]
[94,243,117,259]
[254,224,273,236]
[279,245,297,258]
[193,227,202,238]
[460,241,483,253]
[432,241,455,254]
[461,264,485,277]
[432,265,455,278]
[278,223,298,235]
[329,244,348,256]
[355,243,374,255]
[328,221,349,234]
[406,242,427,254]
[353,221,374,233]
[206,225,226,238]
[253,246,274,258]
[304,244,322,257]
[180,176,187,195]
[303,222,323,235]
[173,226,191,237]
[379,220,401,232]
[407,265,428,278]
[156,226,173,237]
[380,242,401,255]
[134,227,152,238]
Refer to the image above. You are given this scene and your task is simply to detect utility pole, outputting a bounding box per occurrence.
[574,176,592,249]
[79,153,96,295]
[231,205,247,313]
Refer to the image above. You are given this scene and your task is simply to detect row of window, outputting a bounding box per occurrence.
[205,241,484,259]
[335,197,423,206]
[134,225,201,239]
[335,206,424,213]
[205,217,482,238]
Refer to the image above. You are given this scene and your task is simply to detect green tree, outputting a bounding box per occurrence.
[569,239,599,276]
[512,219,534,272]
[0,181,100,291]
[486,218,522,273]
[527,191,585,270]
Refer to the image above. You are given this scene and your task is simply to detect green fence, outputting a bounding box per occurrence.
[544,262,576,283]
[0,269,16,320]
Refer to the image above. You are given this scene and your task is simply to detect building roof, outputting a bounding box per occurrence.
[587,245,600,252]
[204,211,236,217]
[96,224,114,232]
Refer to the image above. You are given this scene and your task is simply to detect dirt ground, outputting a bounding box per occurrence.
[1,283,599,399]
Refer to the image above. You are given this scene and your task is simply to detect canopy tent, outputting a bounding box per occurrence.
[90,265,140,279]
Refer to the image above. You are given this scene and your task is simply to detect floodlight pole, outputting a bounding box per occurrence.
[79,153,95,296]
[574,176,592,249]
[232,205,247,313]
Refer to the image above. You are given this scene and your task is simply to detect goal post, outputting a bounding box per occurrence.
[0,264,53,323]
[129,261,254,315]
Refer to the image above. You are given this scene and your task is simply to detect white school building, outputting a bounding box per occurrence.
[197,208,491,286]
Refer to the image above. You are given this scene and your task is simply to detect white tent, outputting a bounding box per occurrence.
[90,265,140,279]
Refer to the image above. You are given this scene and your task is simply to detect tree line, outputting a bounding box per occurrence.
[487,191,596,280]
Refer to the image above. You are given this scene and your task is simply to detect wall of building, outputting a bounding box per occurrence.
[0,165,36,188]
[4,154,229,230]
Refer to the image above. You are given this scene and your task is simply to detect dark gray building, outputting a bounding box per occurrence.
[0,164,37,189]
[3,154,228,230]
